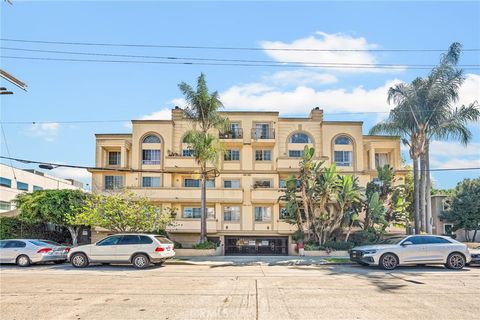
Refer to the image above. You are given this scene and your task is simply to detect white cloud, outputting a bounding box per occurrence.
[26,123,60,142]
[430,158,480,169]
[140,108,172,120]
[459,73,480,107]
[430,141,480,158]
[49,167,91,182]
[266,70,338,86]
[260,31,402,73]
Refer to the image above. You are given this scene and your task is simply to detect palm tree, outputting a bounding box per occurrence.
[370,43,480,233]
[178,73,228,243]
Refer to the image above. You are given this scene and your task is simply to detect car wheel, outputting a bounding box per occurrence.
[445,253,466,270]
[132,254,150,269]
[16,255,31,267]
[70,253,89,268]
[379,253,398,270]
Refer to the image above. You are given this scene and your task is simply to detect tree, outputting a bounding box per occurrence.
[178,73,228,243]
[370,42,479,233]
[15,189,87,246]
[440,178,480,242]
[74,189,175,233]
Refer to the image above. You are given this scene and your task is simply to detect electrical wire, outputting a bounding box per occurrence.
[2,38,480,52]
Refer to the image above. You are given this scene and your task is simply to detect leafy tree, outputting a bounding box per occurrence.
[440,178,480,242]
[15,189,87,246]
[179,73,228,243]
[74,189,175,233]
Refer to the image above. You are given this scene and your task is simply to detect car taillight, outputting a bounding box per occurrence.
[65,248,71,252]
[37,248,52,254]
[155,247,165,252]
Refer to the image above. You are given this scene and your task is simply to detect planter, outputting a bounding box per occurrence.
[174,247,222,257]
[303,250,349,257]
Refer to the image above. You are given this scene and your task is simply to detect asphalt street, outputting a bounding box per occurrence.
[1,262,479,320]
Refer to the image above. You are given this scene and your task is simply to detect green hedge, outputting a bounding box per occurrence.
[192,241,217,249]
[0,217,70,244]
[304,241,355,251]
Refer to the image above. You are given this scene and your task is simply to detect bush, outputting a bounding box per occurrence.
[192,241,217,249]
[304,242,322,251]
[0,217,71,244]
[322,241,354,251]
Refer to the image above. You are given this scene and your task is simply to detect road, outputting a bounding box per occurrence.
[1,262,479,320]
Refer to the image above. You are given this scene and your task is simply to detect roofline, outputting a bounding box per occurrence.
[363,135,401,139]
[323,121,363,125]
[131,119,173,123]
[219,111,279,115]
[95,133,132,137]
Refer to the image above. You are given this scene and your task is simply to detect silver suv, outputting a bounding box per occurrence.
[68,234,175,269]
[350,235,471,270]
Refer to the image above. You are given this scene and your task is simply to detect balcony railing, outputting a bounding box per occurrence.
[251,128,275,140]
[219,128,243,139]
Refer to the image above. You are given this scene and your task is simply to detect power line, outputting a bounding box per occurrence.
[2,38,480,52]
[2,46,479,68]
[5,55,468,70]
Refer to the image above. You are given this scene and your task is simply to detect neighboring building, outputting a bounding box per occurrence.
[90,107,405,254]
[0,163,84,215]
[431,194,478,242]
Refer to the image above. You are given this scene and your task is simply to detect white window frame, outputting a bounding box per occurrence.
[334,151,352,167]
[255,206,272,222]
[223,206,241,222]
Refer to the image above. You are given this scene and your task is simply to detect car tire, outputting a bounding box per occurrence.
[132,254,150,269]
[70,253,89,268]
[445,253,466,270]
[379,253,398,270]
[16,255,31,267]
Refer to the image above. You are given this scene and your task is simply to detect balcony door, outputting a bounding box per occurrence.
[254,123,270,139]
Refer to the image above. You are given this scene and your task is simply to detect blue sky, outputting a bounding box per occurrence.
[1,1,479,189]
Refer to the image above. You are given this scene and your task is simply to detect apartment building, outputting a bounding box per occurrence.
[90,107,404,254]
[0,163,84,215]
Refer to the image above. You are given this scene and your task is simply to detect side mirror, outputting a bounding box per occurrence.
[402,241,413,246]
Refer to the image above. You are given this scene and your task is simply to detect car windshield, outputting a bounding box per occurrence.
[377,236,406,245]
[155,236,173,244]
[40,240,61,246]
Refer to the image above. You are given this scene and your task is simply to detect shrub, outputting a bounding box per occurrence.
[192,241,217,249]
[304,242,322,251]
[322,241,354,251]
[0,217,71,243]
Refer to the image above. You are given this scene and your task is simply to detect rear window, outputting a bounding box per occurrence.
[155,236,173,244]
[29,240,54,247]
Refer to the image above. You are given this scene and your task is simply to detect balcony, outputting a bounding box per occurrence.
[277,157,302,171]
[129,187,244,203]
[167,220,218,233]
[251,128,275,146]
[219,128,243,140]
[251,188,283,203]
[164,156,197,169]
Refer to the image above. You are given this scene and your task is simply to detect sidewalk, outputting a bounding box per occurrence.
[166,255,352,266]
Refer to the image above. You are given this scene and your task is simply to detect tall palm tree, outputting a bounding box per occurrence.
[178,73,228,243]
[370,43,480,233]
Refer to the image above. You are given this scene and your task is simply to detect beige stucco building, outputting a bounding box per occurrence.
[90,107,404,254]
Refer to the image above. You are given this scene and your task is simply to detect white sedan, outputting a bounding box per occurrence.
[68,234,175,269]
[350,235,471,270]
[0,239,70,267]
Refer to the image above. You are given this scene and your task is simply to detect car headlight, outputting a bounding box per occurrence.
[362,249,378,255]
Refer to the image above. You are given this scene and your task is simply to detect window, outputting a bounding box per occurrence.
[255,207,272,222]
[108,151,121,165]
[443,224,453,235]
[288,150,304,158]
[279,179,300,188]
[33,185,43,191]
[224,206,241,221]
[224,149,240,161]
[280,207,306,220]
[138,235,154,244]
[183,207,215,219]
[155,236,173,244]
[403,236,423,245]
[143,135,161,143]
[184,179,215,188]
[182,149,193,157]
[17,181,28,191]
[423,236,452,244]
[97,235,122,246]
[142,177,161,187]
[4,240,26,248]
[254,180,271,188]
[255,150,272,161]
[335,136,352,145]
[253,123,272,139]
[119,235,142,245]
[0,201,11,211]
[224,180,240,188]
[0,177,12,188]
[142,149,161,165]
[334,151,352,167]
[375,153,389,169]
[289,133,311,143]
[105,176,123,190]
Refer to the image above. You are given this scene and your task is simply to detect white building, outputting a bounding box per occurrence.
[0,163,84,214]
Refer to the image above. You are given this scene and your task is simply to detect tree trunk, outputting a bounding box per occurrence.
[200,172,207,244]
[67,226,80,247]
[419,154,427,233]
[413,157,421,234]
[345,225,352,242]
[472,229,478,242]
[425,143,433,234]
[301,185,311,242]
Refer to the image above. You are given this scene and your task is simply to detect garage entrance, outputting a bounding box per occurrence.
[224,236,288,255]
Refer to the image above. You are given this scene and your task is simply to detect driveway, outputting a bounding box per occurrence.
[1,263,479,320]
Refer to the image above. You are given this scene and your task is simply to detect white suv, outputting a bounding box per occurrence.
[68,234,175,269]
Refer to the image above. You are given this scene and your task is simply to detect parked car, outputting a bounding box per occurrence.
[68,234,175,269]
[0,239,70,267]
[470,246,480,265]
[349,235,471,270]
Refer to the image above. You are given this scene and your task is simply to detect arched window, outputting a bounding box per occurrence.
[334,136,352,145]
[289,133,312,144]
[143,135,161,143]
